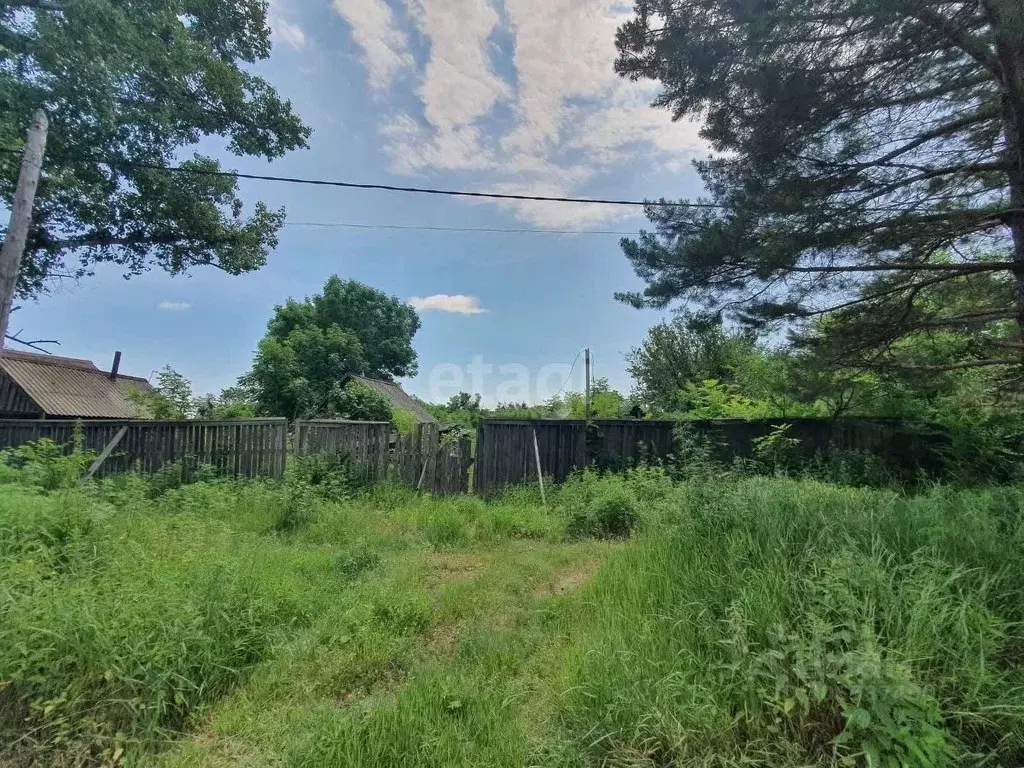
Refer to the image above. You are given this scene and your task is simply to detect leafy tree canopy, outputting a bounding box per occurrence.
[615,0,1024,376]
[242,276,420,419]
[627,316,756,411]
[0,0,310,298]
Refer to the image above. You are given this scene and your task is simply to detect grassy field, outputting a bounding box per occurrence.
[2,463,1024,766]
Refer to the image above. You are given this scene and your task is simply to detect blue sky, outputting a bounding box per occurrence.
[15,0,708,406]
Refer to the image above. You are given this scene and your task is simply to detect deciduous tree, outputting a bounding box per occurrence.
[242,277,420,419]
[0,0,309,298]
[627,317,755,410]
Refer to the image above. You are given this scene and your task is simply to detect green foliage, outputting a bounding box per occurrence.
[243,277,420,419]
[1,0,309,299]
[558,477,1024,766]
[614,1,1023,378]
[391,409,418,435]
[752,423,802,473]
[1,432,95,490]
[289,452,361,503]
[144,456,221,498]
[194,386,257,419]
[333,545,380,582]
[628,316,757,411]
[0,484,322,764]
[2,466,1024,766]
[677,377,773,419]
[335,380,393,423]
[127,366,247,420]
[559,473,642,540]
[426,391,482,428]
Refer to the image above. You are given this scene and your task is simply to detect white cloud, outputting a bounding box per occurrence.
[157,301,191,312]
[272,17,307,51]
[268,0,307,51]
[336,0,705,227]
[409,294,488,315]
[332,0,413,89]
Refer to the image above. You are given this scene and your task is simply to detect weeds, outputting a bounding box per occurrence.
[0,458,1022,766]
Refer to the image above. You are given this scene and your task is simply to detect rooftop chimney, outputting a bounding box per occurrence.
[110,350,121,380]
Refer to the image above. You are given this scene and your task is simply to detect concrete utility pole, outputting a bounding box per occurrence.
[584,347,591,421]
[0,109,48,351]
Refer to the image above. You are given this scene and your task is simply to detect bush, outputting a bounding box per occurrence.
[144,455,220,498]
[2,435,96,491]
[564,482,641,540]
[290,451,361,502]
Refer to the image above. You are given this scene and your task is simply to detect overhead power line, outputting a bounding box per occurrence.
[551,349,584,400]
[0,147,717,209]
[284,221,637,235]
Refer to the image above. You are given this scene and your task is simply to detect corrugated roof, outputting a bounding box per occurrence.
[344,374,438,424]
[0,349,155,418]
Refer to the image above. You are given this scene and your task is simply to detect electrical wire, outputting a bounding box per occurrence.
[283,221,636,236]
[0,147,718,209]
[551,349,584,400]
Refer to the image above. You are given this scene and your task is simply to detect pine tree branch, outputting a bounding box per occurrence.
[6,0,64,9]
[870,106,1001,166]
[788,261,1016,274]
[908,4,1001,79]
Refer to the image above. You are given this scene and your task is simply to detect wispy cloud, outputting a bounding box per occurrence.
[333,0,705,228]
[157,301,192,312]
[332,0,413,89]
[409,294,488,315]
[269,0,307,51]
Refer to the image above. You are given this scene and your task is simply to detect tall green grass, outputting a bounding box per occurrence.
[554,477,1024,766]
[2,458,1023,766]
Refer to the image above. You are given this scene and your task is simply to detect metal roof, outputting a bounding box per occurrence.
[0,349,155,418]
[344,374,438,424]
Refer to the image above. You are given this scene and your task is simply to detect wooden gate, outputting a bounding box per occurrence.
[294,420,471,495]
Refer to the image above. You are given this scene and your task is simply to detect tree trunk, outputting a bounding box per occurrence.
[990,1,1024,351]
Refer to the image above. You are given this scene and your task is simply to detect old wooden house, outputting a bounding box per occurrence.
[0,349,155,419]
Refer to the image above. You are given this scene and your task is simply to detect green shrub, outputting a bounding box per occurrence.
[144,455,221,497]
[392,409,418,435]
[565,483,641,540]
[2,435,96,491]
[290,451,361,501]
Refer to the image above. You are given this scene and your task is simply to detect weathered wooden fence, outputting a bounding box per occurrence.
[294,420,471,495]
[474,417,945,494]
[0,418,288,478]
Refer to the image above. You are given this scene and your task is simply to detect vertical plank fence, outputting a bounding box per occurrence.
[474,417,946,495]
[294,420,471,495]
[0,418,288,479]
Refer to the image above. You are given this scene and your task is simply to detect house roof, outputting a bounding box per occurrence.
[0,349,155,418]
[343,374,438,424]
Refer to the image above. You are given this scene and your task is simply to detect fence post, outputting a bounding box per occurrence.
[532,428,546,506]
[278,419,288,479]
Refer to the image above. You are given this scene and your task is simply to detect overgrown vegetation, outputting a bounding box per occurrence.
[1,448,1022,766]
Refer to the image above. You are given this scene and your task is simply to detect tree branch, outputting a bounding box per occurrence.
[908,4,1001,79]
[870,105,1001,166]
[6,0,64,9]
[788,261,1016,274]
[4,329,60,353]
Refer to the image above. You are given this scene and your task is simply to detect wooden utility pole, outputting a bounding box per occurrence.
[0,110,48,350]
[584,347,591,421]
